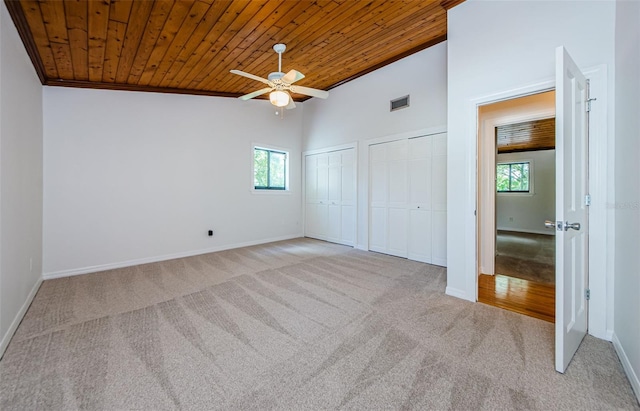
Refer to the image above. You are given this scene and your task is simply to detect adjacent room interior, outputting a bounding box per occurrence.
[0,0,638,409]
[477,91,557,323]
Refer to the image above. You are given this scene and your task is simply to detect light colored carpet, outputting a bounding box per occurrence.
[495,230,556,284]
[1,238,637,410]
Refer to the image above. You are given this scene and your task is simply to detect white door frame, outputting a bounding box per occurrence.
[464,65,612,340]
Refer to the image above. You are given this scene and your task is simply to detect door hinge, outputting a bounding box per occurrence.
[586,99,596,112]
[585,289,591,300]
[586,79,596,112]
[585,194,591,206]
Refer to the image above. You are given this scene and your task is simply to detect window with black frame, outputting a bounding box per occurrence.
[254,147,287,190]
[496,161,530,193]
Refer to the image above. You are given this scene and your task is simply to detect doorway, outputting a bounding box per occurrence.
[476,91,557,322]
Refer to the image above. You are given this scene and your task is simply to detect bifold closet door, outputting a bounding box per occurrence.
[305,154,327,240]
[339,150,356,246]
[304,149,355,246]
[431,133,447,266]
[369,133,447,266]
[369,140,408,258]
[407,137,432,263]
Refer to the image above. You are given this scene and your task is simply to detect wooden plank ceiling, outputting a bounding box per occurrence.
[5,0,464,100]
[497,118,556,153]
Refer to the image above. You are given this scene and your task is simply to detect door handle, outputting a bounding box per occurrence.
[545,220,581,231]
[564,221,581,231]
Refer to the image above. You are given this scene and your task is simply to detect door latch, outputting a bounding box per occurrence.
[545,220,562,231]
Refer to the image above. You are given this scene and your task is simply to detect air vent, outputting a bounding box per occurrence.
[390,95,410,112]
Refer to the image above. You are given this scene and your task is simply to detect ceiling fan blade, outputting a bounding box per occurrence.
[230,69,270,85]
[285,93,296,110]
[281,69,305,85]
[239,87,272,100]
[289,85,329,99]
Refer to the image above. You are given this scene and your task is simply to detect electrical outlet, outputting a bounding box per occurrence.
[509,217,514,222]
[208,230,213,237]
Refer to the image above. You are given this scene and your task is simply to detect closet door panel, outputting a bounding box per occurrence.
[370,160,387,205]
[341,205,355,245]
[408,158,431,207]
[369,207,387,252]
[305,203,316,237]
[388,160,407,207]
[408,209,432,263]
[305,149,356,247]
[316,203,328,239]
[387,207,408,257]
[432,210,447,266]
[328,153,342,203]
[305,155,318,202]
[327,204,341,243]
[317,154,329,202]
[432,154,447,211]
[409,135,432,159]
[368,134,447,266]
[433,133,447,156]
[341,150,356,204]
[431,134,447,265]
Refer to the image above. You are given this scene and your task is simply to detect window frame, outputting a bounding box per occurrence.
[496,160,534,195]
[251,144,290,193]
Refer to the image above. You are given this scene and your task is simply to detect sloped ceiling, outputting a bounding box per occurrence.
[5,0,464,100]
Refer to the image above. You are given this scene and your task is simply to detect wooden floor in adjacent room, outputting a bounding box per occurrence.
[478,273,555,323]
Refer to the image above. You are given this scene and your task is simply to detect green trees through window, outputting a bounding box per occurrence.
[497,162,530,192]
[254,147,287,190]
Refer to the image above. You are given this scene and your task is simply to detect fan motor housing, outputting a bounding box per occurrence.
[268,72,285,82]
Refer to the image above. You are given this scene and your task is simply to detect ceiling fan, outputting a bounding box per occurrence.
[230,43,329,110]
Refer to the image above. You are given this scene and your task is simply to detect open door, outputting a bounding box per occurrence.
[554,46,589,373]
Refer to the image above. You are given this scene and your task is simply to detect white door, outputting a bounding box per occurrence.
[369,135,447,264]
[369,143,389,253]
[305,155,319,238]
[387,141,408,257]
[408,137,432,263]
[369,140,408,258]
[431,134,448,266]
[555,46,589,373]
[327,153,342,243]
[304,149,356,246]
[341,150,356,246]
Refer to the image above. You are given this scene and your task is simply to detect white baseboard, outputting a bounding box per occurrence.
[0,278,42,359]
[445,286,468,300]
[42,234,302,280]
[605,329,614,341]
[612,333,640,403]
[355,245,368,251]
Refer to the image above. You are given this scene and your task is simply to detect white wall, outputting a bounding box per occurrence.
[43,87,303,277]
[303,43,448,249]
[496,150,555,234]
[613,0,640,400]
[0,2,43,355]
[447,0,616,339]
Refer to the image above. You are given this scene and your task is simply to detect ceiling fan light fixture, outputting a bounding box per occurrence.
[270,90,290,107]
